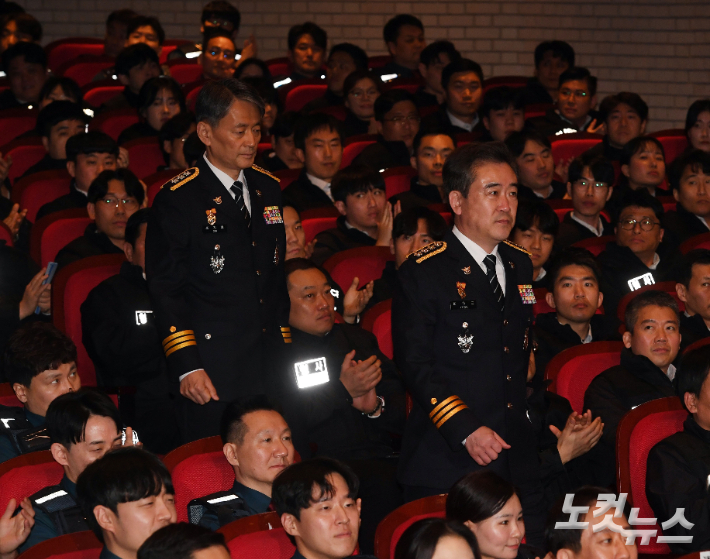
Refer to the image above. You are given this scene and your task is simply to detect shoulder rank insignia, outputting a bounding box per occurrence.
[251,164,280,182]
[409,241,447,264]
[162,167,199,191]
[503,239,531,256]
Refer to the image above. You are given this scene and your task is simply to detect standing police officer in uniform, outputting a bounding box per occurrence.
[146,79,290,442]
[392,142,545,544]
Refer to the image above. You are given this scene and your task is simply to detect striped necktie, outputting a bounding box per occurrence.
[229,180,250,228]
[484,254,504,312]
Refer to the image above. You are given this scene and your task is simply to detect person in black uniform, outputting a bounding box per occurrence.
[646,344,710,553]
[284,22,327,82]
[518,41,575,107]
[340,70,381,139]
[0,323,81,464]
[257,112,302,174]
[504,130,567,200]
[145,78,290,443]
[189,397,294,529]
[479,86,525,143]
[80,209,179,454]
[392,142,545,545]
[374,14,425,81]
[676,250,710,350]
[509,199,558,288]
[0,42,48,110]
[414,41,460,109]
[584,290,681,489]
[158,111,196,173]
[663,150,710,243]
[99,44,160,113]
[138,524,230,559]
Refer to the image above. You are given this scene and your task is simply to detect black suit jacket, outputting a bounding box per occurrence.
[420,106,484,137]
[662,203,710,245]
[555,212,614,249]
[35,182,87,222]
[281,170,334,213]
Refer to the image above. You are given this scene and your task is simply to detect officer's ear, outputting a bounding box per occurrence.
[622,329,633,349]
[196,121,213,147]
[676,282,688,303]
[12,383,28,404]
[51,443,70,467]
[94,505,117,535]
[448,189,464,216]
[684,391,699,414]
[281,512,300,538]
[545,290,557,310]
[223,442,240,468]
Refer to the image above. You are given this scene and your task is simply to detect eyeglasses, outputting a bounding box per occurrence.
[559,89,589,100]
[573,179,608,189]
[618,218,659,231]
[349,88,378,98]
[100,197,139,210]
[383,115,421,124]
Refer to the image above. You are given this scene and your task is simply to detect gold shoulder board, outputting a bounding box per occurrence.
[409,241,447,264]
[503,239,532,256]
[251,165,280,182]
[162,167,199,191]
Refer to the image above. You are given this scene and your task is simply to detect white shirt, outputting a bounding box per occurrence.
[447,111,479,133]
[203,153,250,215]
[648,253,660,270]
[452,226,506,295]
[666,363,677,382]
[697,215,710,231]
[556,110,592,131]
[535,268,547,282]
[569,211,605,237]
[306,173,333,201]
[533,185,554,199]
[582,324,593,344]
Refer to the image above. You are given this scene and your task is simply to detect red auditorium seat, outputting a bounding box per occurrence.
[0,452,63,515]
[123,137,165,179]
[274,168,301,190]
[219,511,295,559]
[382,166,417,198]
[545,199,573,221]
[0,382,20,407]
[265,57,291,77]
[532,288,554,317]
[17,531,102,559]
[313,105,348,120]
[545,341,624,413]
[679,231,710,254]
[616,397,687,555]
[341,134,377,168]
[550,132,603,167]
[164,436,233,523]
[322,246,395,292]
[524,103,554,119]
[300,213,339,244]
[368,55,392,69]
[52,255,126,386]
[257,142,272,159]
[146,169,184,205]
[374,495,447,559]
[0,107,39,145]
[186,85,203,111]
[571,235,615,257]
[616,282,684,324]
[45,37,104,72]
[14,170,72,224]
[284,82,328,112]
[482,75,528,94]
[168,60,204,85]
[0,78,8,94]
[382,78,422,94]
[82,80,123,108]
[650,129,688,165]
[161,40,193,65]
[30,208,91,267]
[89,108,140,141]
[0,137,46,185]
[683,337,710,354]
[58,55,115,87]
[657,195,675,214]
[0,222,12,247]
[361,300,393,360]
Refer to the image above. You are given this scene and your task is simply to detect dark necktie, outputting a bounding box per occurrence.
[229,180,251,228]
[484,254,504,312]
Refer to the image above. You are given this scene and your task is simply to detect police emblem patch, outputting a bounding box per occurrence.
[163,167,199,191]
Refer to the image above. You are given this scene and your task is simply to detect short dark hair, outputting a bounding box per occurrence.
[106,9,137,28]
[138,76,185,116]
[87,168,145,205]
[383,14,423,45]
[39,76,83,105]
[447,471,518,524]
[77,448,174,542]
[374,89,416,123]
[241,75,278,106]
[394,518,480,559]
[624,290,679,333]
[159,111,195,164]
[127,15,165,45]
[513,198,559,236]
[441,142,517,199]
[182,132,204,166]
[329,43,368,72]
[342,69,381,99]
[195,79,265,128]
[599,92,649,124]
[270,111,299,141]
[481,86,524,119]
[393,207,448,242]
[545,487,612,554]
[614,187,664,224]
[284,257,322,288]
[567,153,616,187]
[677,249,710,288]
[558,67,597,97]
[685,100,710,135]
[419,40,460,68]
[201,1,241,31]
[125,208,150,248]
[504,129,551,159]
[115,43,159,77]
[677,345,710,411]
[1,40,46,71]
[220,395,279,445]
[272,458,359,521]
[442,58,483,92]
[620,135,665,167]
[546,247,601,292]
[288,22,327,51]
[293,113,343,151]
[202,26,235,53]
[3,323,77,388]
[534,40,575,69]
[331,165,385,204]
[35,100,87,138]
[233,58,272,81]
[2,12,42,42]
[46,388,121,449]
[139,523,228,559]
[412,127,456,156]
[668,149,710,192]
[66,131,118,162]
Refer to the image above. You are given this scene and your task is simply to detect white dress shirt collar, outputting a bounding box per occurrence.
[203,154,250,213]
[306,173,333,201]
[447,110,479,133]
[452,226,506,295]
[569,211,604,237]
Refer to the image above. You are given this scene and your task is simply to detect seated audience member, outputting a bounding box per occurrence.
[0,497,33,559]
[21,101,88,179]
[81,209,178,454]
[188,398,295,529]
[546,487,638,559]
[101,43,160,112]
[0,12,41,56]
[376,14,426,80]
[125,15,165,56]
[534,248,621,376]
[617,136,667,197]
[36,131,120,221]
[676,250,710,350]
[520,40,575,106]
[480,86,525,142]
[158,111,196,171]
[287,22,327,81]
[584,92,648,162]
[118,76,185,145]
[38,76,83,109]
[76,448,177,559]
[242,76,279,135]
[341,70,381,138]
[21,389,135,551]
[647,344,710,552]
[597,189,678,316]
[182,131,204,167]
[55,168,144,270]
[199,27,236,82]
[584,290,680,488]
[138,524,230,559]
[233,57,271,80]
[663,149,710,242]
[0,41,48,110]
[555,155,615,248]
[0,323,81,464]
[527,67,601,137]
[685,99,710,153]
[258,112,302,173]
[351,90,420,171]
[509,198,559,288]
[421,59,484,137]
[311,166,390,265]
[394,518,480,559]
[414,40,461,108]
[281,114,343,213]
[103,9,137,58]
[505,130,566,200]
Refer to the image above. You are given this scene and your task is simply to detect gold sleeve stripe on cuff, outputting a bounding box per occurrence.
[429,395,460,418]
[164,340,197,357]
[282,333,291,339]
[435,404,469,429]
[280,327,291,332]
[164,335,196,352]
[163,330,194,347]
[283,338,292,344]
[431,399,465,425]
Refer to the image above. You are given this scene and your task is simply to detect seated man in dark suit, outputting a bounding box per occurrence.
[519,41,575,106]
[0,42,48,110]
[286,22,327,82]
[198,28,237,83]
[376,14,425,81]
[584,92,648,163]
[414,40,460,108]
[676,249,710,350]
[258,112,303,173]
[480,85,525,142]
[663,149,710,243]
[505,130,566,200]
[509,198,558,288]
[100,43,160,112]
[584,290,680,488]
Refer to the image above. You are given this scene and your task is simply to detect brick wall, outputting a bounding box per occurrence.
[17,0,710,131]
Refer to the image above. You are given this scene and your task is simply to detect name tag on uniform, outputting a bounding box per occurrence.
[450,300,476,310]
[518,285,536,304]
[628,272,655,291]
[135,310,153,325]
[203,224,228,234]
[263,206,283,224]
[294,357,329,388]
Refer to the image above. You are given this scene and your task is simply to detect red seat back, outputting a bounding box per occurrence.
[161,40,193,65]
[123,137,164,179]
[680,231,710,254]
[46,38,104,72]
[545,342,624,413]
[361,300,393,359]
[146,169,184,206]
[0,452,63,515]
[551,133,604,166]
[313,105,348,120]
[284,83,328,112]
[368,55,392,69]
[650,129,688,165]
[53,255,126,386]
[16,531,102,559]
[382,166,417,198]
[13,170,72,224]
[483,75,528,95]
[525,103,554,119]
[31,209,92,268]
[532,288,554,317]
[82,83,123,108]
[59,56,115,87]
[0,138,46,185]
[617,397,687,555]
[0,108,38,144]
[186,85,203,111]
[571,235,615,257]
[382,78,422,95]
[301,216,338,244]
[0,222,12,247]
[341,135,377,167]
[617,282,684,324]
[265,57,291,77]
[0,383,20,407]
[89,108,139,141]
[274,168,301,190]
[169,62,203,85]
[220,512,295,559]
[323,247,394,291]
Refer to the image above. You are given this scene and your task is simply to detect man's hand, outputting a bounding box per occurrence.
[2,204,26,237]
[339,350,381,399]
[587,119,606,135]
[352,388,378,414]
[18,268,50,320]
[180,369,219,405]
[342,277,374,323]
[239,35,257,62]
[121,426,143,448]
[375,202,394,246]
[554,156,574,186]
[550,410,603,464]
[304,239,316,260]
[0,498,34,556]
[117,147,130,169]
[464,426,511,465]
[0,152,12,184]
